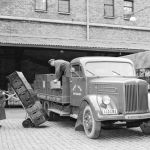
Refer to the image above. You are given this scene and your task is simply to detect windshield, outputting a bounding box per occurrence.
[85,61,136,77]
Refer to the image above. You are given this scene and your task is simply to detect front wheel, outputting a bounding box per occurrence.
[140,121,150,135]
[83,105,101,139]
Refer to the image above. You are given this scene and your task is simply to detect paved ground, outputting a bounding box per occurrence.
[1,108,150,150]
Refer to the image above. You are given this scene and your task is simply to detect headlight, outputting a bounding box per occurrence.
[102,95,111,105]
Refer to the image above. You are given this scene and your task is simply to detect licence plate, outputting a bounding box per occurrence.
[102,109,117,115]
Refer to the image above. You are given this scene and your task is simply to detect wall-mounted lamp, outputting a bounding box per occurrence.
[129,15,136,22]
[129,6,150,22]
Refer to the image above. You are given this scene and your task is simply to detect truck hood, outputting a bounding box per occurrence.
[88,76,148,115]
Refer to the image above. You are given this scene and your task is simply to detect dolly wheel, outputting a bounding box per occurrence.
[22,118,34,128]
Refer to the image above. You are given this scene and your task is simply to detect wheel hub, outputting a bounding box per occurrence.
[84,111,93,130]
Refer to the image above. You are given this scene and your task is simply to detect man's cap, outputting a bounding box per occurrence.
[48,59,55,64]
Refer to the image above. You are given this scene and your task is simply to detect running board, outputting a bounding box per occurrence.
[48,108,70,116]
[48,108,78,119]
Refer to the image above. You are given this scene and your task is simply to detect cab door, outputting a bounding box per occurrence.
[70,64,86,106]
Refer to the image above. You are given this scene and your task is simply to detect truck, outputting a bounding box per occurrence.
[33,56,150,139]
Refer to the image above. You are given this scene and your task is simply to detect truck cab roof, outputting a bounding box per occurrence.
[71,57,134,66]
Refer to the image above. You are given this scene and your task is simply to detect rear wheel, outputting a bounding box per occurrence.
[48,111,60,121]
[83,105,101,139]
[44,101,49,114]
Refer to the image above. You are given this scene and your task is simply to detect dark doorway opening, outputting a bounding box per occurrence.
[0,46,129,90]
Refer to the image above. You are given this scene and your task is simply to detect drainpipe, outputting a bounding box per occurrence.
[86,0,89,41]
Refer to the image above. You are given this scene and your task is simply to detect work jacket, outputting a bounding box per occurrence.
[54,60,70,80]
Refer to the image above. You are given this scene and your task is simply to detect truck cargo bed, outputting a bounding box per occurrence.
[34,74,70,104]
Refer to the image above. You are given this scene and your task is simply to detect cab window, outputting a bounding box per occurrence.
[71,64,83,77]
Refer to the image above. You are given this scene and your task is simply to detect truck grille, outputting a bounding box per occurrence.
[125,84,148,114]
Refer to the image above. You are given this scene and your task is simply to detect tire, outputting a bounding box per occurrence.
[83,105,101,139]
[140,121,150,135]
[22,118,34,128]
[44,101,49,114]
[48,111,55,121]
[48,111,60,121]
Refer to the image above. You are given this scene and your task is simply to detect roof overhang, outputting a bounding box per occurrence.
[0,34,148,53]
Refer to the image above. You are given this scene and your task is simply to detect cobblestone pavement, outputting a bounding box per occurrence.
[1,108,150,150]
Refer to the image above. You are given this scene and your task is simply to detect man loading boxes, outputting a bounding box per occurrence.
[48,59,70,87]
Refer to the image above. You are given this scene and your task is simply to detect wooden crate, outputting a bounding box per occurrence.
[32,115,46,126]
[8,72,40,108]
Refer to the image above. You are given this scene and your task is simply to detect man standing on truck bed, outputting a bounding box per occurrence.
[48,59,70,83]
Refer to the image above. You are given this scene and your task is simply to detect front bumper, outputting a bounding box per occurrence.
[97,112,150,121]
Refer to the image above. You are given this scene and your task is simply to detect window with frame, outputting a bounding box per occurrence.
[124,0,134,19]
[71,65,83,78]
[104,0,114,18]
[35,0,47,12]
[58,0,70,14]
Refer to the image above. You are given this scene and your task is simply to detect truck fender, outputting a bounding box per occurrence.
[82,95,102,120]
[75,95,101,131]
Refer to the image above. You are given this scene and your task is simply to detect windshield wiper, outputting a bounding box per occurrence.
[112,70,121,76]
[86,69,96,76]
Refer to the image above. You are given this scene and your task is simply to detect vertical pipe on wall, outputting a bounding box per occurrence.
[86,0,90,41]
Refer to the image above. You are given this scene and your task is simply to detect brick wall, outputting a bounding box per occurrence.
[0,0,150,49]
[0,0,86,22]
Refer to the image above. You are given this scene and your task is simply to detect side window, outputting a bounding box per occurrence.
[71,65,83,77]
[124,0,134,20]
[58,0,70,14]
[35,0,47,12]
[104,0,114,18]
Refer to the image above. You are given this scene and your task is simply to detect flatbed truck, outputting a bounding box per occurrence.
[34,57,150,139]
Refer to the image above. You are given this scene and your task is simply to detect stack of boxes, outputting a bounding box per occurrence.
[7,71,47,126]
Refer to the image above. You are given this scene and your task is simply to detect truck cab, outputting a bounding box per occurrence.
[35,57,150,139]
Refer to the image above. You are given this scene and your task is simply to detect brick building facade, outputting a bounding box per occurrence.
[0,0,150,89]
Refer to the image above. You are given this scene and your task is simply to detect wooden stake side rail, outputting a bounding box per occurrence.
[37,93,70,104]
